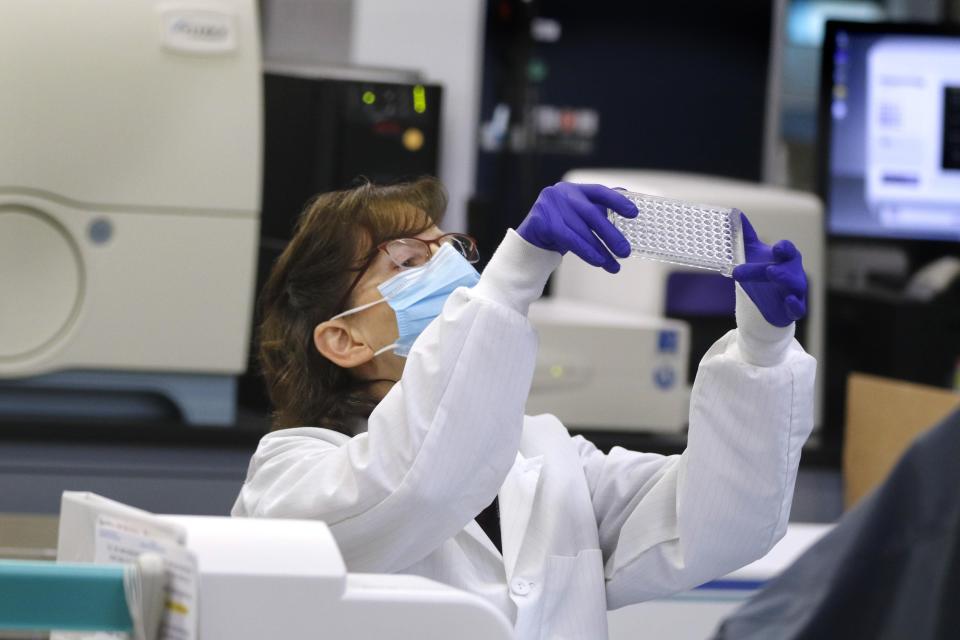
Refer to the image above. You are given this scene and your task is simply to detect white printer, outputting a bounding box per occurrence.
[55,492,514,640]
[526,170,825,434]
[0,1,262,425]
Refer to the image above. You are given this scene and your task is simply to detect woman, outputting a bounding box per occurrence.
[233,177,815,639]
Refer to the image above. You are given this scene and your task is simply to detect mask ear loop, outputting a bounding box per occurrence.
[328,299,397,357]
[329,296,386,321]
[372,342,398,357]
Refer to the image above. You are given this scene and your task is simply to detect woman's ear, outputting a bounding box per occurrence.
[313,320,374,368]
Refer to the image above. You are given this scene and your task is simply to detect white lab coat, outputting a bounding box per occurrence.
[232,230,816,639]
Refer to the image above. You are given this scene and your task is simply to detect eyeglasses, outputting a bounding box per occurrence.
[378,233,479,269]
[335,233,479,314]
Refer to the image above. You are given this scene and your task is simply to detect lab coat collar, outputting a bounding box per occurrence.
[498,452,544,579]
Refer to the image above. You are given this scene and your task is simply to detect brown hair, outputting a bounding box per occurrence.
[258,177,447,432]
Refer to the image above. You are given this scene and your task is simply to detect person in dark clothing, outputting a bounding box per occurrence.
[714,407,960,640]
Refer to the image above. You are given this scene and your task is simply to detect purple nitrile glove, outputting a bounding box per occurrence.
[517,182,639,274]
[732,212,808,328]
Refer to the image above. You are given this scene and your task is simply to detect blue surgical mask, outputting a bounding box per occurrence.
[330,243,481,357]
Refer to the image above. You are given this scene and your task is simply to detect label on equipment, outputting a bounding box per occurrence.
[158,5,237,54]
[94,515,199,640]
[653,364,676,390]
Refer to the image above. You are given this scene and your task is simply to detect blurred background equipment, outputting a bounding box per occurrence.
[0,0,262,426]
[779,1,888,184]
[818,20,960,447]
[527,300,692,433]
[259,0,485,234]
[823,24,960,242]
[259,67,443,242]
[527,170,826,435]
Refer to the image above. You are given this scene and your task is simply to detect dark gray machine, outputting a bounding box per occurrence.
[260,65,443,241]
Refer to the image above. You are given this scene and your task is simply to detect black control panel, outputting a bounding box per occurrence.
[260,73,442,241]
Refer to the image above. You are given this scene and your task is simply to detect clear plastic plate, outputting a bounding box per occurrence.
[608,190,744,276]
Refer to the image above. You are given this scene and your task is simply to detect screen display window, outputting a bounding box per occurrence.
[824,26,960,241]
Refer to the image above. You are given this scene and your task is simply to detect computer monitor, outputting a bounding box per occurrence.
[818,21,960,243]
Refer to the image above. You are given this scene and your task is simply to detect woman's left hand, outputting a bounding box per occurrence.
[732,213,808,328]
[517,182,638,273]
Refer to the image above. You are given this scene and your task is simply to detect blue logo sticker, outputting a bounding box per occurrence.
[658,330,678,354]
[654,366,676,390]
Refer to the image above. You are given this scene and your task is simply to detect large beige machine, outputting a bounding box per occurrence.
[527,170,825,435]
[0,1,261,425]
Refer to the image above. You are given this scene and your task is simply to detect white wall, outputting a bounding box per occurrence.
[350,0,486,232]
[262,0,354,65]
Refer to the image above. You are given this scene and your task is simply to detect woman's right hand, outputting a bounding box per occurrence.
[517,182,638,273]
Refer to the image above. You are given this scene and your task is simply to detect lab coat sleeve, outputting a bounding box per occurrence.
[574,285,816,608]
[232,230,561,573]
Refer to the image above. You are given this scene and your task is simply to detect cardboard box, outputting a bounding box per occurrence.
[844,373,960,509]
[0,513,58,560]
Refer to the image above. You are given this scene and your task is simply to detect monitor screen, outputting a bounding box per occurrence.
[820,22,960,242]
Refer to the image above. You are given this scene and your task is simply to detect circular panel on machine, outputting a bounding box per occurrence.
[0,208,82,360]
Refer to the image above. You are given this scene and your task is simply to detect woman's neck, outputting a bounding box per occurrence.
[366,379,397,402]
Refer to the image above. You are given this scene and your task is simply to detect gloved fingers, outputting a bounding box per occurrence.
[739,211,760,245]
[732,262,770,283]
[567,234,620,273]
[562,216,620,273]
[785,294,806,321]
[772,239,799,263]
[568,188,632,258]
[576,183,639,219]
[766,264,807,297]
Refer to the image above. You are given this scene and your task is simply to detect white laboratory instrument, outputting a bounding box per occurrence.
[526,170,825,434]
[0,0,262,425]
[527,299,691,432]
[56,493,514,640]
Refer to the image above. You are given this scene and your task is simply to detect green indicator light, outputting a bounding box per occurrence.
[362,90,376,105]
[413,85,427,114]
